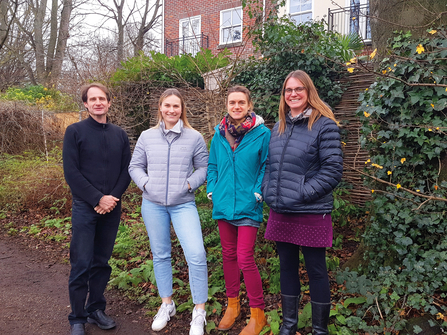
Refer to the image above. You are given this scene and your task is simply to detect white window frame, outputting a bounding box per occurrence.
[220,7,243,45]
[178,15,201,56]
[288,0,313,24]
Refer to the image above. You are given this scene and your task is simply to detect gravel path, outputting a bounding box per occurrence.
[0,232,151,335]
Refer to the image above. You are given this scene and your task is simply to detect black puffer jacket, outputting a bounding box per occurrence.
[262,115,343,214]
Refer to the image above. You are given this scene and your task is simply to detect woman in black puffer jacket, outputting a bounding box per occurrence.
[262,70,343,335]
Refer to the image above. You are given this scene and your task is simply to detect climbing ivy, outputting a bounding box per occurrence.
[356,28,447,321]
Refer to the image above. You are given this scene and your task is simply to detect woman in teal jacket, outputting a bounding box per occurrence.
[207,86,270,335]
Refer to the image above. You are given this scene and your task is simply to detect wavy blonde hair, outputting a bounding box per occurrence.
[155,88,192,129]
[277,70,337,134]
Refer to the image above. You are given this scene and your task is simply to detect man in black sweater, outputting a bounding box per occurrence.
[63,83,131,335]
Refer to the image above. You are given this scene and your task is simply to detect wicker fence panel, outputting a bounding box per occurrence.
[334,72,376,206]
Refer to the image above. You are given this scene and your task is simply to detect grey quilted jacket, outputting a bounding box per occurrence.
[129,121,209,206]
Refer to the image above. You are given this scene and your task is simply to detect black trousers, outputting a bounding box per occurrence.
[276,241,330,303]
[68,199,121,325]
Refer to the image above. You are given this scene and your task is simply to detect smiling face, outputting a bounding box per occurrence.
[284,77,308,117]
[227,92,250,122]
[83,87,111,123]
[160,95,182,129]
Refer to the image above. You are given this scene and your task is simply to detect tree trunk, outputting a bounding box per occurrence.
[133,0,161,56]
[370,0,447,53]
[116,0,124,66]
[46,0,58,74]
[33,0,48,84]
[48,0,72,86]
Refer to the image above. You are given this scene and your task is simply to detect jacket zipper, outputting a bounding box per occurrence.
[275,122,295,208]
[164,132,180,205]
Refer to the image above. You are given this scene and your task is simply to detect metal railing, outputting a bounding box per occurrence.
[165,33,209,57]
[328,3,371,42]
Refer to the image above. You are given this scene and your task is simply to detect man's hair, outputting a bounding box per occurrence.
[81,83,111,103]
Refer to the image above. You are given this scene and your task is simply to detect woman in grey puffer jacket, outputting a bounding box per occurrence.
[129,88,209,335]
[262,70,343,335]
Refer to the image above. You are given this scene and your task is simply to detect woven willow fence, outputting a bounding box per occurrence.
[110,74,375,206]
[333,72,376,206]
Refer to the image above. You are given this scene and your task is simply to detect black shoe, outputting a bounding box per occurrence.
[70,323,85,335]
[87,309,116,330]
[311,301,331,335]
[279,294,300,335]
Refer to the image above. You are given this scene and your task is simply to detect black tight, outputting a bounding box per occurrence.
[276,241,330,303]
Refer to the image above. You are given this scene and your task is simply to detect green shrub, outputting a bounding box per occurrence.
[233,21,347,121]
[1,85,78,111]
[112,49,231,89]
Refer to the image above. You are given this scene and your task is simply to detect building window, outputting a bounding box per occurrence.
[179,16,201,56]
[220,7,242,45]
[289,0,312,24]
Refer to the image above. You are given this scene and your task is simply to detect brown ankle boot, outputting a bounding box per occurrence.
[239,307,268,335]
[217,297,241,330]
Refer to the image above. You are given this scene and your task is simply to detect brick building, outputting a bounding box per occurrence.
[162,0,371,59]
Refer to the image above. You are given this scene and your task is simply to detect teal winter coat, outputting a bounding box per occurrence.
[207,120,270,223]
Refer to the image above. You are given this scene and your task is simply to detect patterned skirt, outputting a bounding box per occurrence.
[264,209,333,248]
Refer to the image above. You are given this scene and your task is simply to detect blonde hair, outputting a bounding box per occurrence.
[277,70,337,134]
[155,88,193,129]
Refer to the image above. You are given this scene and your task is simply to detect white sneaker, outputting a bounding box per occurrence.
[151,302,176,331]
[189,307,207,335]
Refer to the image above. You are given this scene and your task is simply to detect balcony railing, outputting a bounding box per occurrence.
[328,3,371,42]
[165,33,209,57]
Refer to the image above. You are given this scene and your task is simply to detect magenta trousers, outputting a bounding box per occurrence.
[218,220,265,309]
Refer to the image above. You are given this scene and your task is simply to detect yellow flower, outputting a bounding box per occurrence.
[416,189,420,192]
[445,87,447,92]
[431,104,434,108]
[347,67,354,73]
[365,88,368,91]
[352,16,356,20]
[370,48,377,60]
[429,128,433,131]
[394,64,397,67]
[350,57,357,63]
[436,127,440,130]
[429,30,437,35]
[371,190,375,193]
[435,185,438,190]
[365,159,371,164]
[400,158,406,164]
[382,70,387,74]
[346,62,351,66]
[372,163,383,169]
[341,141,346,146]
[416,44,425,54]
[396,184,401,189]
[43,87,48,91]
[364,111,370,117]
[387,171,392,175]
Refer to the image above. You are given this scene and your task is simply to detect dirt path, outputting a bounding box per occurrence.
[0,232,151,335]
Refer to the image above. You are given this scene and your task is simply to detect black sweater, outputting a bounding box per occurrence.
[63,116,131,207]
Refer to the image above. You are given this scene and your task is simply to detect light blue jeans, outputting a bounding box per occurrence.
[141,199,208,304]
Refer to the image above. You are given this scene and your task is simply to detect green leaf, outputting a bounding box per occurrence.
[344,297,367,307]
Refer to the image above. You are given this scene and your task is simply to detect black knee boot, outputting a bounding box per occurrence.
[279,294,300,335]
[311,301,331,335]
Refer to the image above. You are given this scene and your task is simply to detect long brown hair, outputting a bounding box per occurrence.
[155,88,192,129]
[277,70,337,134]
